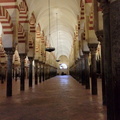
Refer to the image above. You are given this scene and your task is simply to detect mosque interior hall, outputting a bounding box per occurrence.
[0,0,120,120]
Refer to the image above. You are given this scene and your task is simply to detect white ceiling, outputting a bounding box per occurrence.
[26,0,80,59]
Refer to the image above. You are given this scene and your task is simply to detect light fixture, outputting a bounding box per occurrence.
[56,59,60,62]
[45,47,55,52]
[55,13,60,62]
[45,0,55,52]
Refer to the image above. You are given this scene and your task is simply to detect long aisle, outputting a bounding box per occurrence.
[0,75,106,120]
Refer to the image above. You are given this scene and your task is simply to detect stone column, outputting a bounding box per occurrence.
[80,56,85,85]
[15,68,17,81]
[12,67,14,79]
[20,54,26,91]
[77,59,81,83]
[83,51,90,89]
[5,48,14,97]
[46,65,48,80]
[88,43,98,95]
[42,64,45,81]
[79,58,82,83]
[76,60,80,82]
[35,60,38,85]
[39,62,41,83]
[48,65,50,79]
[96,30,106,105]
[110,1,120,119]
[44,64,46,80]
[98,1,115,119]
[28,57,33,87]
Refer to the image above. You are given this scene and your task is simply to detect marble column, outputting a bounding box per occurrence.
[47,65,50,79]
[50,66,52,78]
[79,59,82,83]
[5,48,14,97]
[15,68,17,81]
[39,62,42,83]
[28,57,33,87]
[77,59,81,83]
[83,51,90,89]
[20,54,26,91]
[44,65,46,80]
[46,65,48,80]
[110,1,120,119]
[99,1,115,120]
[42,64,45,81]
[77,61,80,82]
[88,43,98,95]
[35,60,38,85]
[12,67,14,79]
[81,56,85,85]
[96,30,106,105]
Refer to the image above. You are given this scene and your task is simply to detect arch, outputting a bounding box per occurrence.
[0,6,14,49]
[27,12,36,57]
[35,23,41,60]
[19,0,28,25]
[26,0,80,59]
[36,23,41,33]
[18,23,26,43]
[0,6,13,34]
[29,12,36,25]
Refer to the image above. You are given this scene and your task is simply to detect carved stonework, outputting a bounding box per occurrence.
[88,43,98,54]
[96,30,103,42]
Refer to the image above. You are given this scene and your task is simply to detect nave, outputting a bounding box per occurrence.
[0,75,106,120]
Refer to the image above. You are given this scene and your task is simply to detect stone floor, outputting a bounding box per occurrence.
[0,75,106,120]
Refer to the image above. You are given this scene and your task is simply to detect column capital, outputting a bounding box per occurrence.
[28,57,33,61]
[97,0,110,14]
[83,51,90,58]
[96,30,103,42]
[83,51,90,55]
[4,48,15,56]
[19,54,26,59]
[34,60,39,63]
[88,43,98,53]
[19,54,26,63]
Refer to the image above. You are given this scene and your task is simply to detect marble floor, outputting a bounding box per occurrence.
[0,75,106,120]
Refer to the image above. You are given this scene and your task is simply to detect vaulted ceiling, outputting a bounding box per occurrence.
[26,0,80,59]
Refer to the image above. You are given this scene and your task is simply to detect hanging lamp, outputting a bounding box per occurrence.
[55,13,60,62]
[45,0,55,52]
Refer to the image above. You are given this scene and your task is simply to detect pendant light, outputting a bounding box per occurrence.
[56,13,60,62]
[45,0,55,52]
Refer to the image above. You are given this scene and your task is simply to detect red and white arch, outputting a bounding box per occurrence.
[0,6,13,34]
[35,23,41,60]
[27,12,36,57]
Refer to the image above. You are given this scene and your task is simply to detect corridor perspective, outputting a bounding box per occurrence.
[0,0,120,120]
[0,75,106,120]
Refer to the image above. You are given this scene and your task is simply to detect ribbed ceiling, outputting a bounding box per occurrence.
[26,0,80,59]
